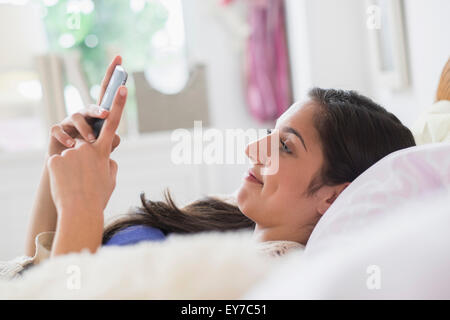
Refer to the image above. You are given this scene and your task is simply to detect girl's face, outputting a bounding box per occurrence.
[237,101,343,244]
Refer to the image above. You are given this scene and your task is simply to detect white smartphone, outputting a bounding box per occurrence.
[90,65,128,138]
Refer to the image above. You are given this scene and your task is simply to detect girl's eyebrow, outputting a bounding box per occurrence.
[282,126,308,151]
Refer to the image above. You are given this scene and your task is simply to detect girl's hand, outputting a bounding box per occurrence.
[47,55,123,157]
[47,85,127,217]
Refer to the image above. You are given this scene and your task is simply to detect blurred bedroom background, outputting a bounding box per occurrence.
[0,0,449,259]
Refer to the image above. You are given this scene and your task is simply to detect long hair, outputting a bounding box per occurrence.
[102,189,255,244]
[102,88,416,243]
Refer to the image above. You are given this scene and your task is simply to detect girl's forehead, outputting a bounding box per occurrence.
[276,100,315,127]
[276,101,322,151]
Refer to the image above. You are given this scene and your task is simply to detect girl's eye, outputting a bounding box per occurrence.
[266,128,291,153]
[280,139,291,154]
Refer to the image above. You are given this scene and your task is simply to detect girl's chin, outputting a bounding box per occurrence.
[236,183,250,202]
[236,186,257,215]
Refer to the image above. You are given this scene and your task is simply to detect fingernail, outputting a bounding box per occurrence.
[67,139,75,147]
[98,108,108,114]
[119,87,127,97]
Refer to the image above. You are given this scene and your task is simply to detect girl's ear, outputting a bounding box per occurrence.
[316,182,350,215]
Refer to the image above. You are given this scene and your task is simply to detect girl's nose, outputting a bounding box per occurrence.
[245,131,275,165]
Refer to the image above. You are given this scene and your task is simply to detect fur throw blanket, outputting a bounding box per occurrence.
[0,230,298,299]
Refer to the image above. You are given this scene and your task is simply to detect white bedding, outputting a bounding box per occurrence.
[245,187,450,299]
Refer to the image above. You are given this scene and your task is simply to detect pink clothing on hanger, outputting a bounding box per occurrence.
[222,0,292,122]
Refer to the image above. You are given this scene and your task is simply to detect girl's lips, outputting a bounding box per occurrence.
[246,170,263,185]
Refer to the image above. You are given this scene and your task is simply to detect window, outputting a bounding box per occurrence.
[0,0,188,152]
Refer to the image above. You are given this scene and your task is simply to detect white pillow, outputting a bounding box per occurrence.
[245,188,450,299]
[411,100,450,144]
[306,142,450,253]
[244,142,450,299]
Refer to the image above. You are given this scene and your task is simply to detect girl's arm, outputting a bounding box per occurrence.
[24,159,58,257]
[51,205,104,257]
[24,56,123,257]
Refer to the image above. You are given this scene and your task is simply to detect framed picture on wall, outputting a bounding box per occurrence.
[366,0,409,90]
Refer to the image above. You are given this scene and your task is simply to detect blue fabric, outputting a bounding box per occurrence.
[103,225,166,246]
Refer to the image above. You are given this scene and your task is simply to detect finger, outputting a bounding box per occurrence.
[97,55,122,105]
[82,104,110,119]
[66,112,98,143]
[50,124,75,148]
[96,86,127,154]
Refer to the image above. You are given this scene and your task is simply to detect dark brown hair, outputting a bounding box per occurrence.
[304,88,416,196]
[102,88,416,243]
[102,189,254,244]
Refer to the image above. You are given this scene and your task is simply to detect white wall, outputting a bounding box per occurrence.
[372,0,450,127]
[285,0,373,99]
[285,0,450,128]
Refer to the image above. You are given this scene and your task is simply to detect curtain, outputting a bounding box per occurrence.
[223,0,292,122]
